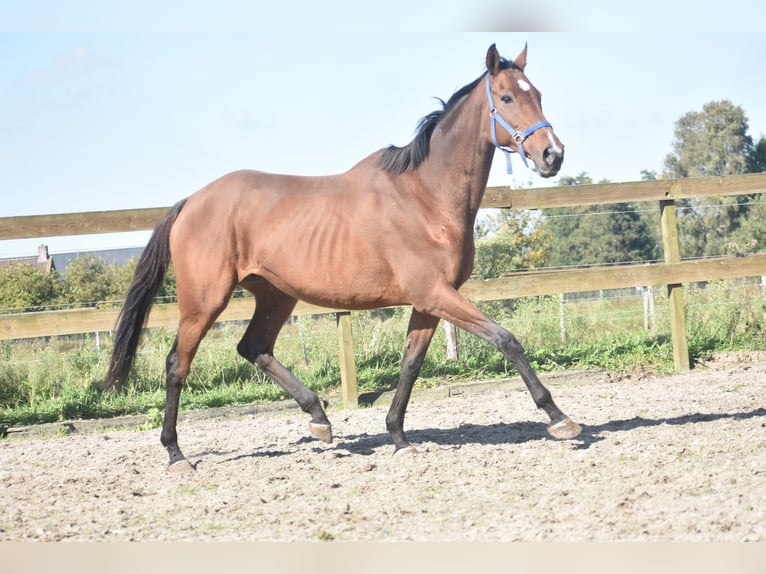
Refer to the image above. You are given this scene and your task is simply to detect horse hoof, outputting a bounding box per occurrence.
[393,445,419,458]
[547,417,582,440]
[308,422,333,444]
[167,459,196,474]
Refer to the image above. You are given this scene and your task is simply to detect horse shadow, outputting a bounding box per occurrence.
[217,407,766,462]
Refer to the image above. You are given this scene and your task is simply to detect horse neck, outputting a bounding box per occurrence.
[418,86,495,226]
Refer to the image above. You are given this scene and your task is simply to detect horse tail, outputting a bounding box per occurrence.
[102,199,188,391]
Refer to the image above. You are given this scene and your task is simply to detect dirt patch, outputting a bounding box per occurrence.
[1,357,765,541]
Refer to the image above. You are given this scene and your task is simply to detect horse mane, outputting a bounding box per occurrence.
[377,57,520,175]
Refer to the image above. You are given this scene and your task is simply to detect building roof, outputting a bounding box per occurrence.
[0,245,144,274]
[0,244,53,272]
[51,247,144,273]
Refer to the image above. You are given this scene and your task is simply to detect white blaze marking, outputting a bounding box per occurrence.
[517,79,531,92]
[547,129,563,154]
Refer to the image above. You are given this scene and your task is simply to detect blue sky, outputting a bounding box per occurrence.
[1,2,765,257]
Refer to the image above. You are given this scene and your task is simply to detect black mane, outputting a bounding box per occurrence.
[377,57,519,175]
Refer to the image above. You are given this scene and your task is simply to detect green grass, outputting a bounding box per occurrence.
[1,279,764,428]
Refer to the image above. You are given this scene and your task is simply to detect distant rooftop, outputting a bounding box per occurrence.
[51,247,144,273]
[0,244,144,273]
[0,244,53,272]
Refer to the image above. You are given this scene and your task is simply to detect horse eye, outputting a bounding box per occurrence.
[501,95,513,104]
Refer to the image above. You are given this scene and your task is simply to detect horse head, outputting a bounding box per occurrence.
[484,43,564,178]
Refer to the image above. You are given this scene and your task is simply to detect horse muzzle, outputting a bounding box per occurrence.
[535,143,564,178]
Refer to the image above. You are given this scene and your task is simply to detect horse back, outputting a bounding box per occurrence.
[169,168,419,309]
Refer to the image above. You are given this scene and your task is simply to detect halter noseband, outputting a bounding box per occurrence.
[485,74,551,175]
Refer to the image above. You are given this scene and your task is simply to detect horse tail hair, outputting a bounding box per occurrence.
[102,199,188,391]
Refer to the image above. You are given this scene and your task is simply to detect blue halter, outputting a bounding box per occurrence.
[485,74,551,174]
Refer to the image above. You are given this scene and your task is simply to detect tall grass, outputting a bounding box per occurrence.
[1,279,764,427]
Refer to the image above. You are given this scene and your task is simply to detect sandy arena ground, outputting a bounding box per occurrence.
[1,353,765,542]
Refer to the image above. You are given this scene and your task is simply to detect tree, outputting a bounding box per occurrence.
[640,169,657,181]
[663,100,755,179]
[749,135,766,174]
[662,100,761,257]
[0,264,63,312]
[61,255,123,307]
[474,209,547,279]
[730,192,766,255]
[538,172,657,268]
[732,133,766,253]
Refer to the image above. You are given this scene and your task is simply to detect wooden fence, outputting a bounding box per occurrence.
[3,173,766,406]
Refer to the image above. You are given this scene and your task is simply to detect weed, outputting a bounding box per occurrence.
[136,407,163,431]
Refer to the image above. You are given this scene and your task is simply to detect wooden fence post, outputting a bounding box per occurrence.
[444,321,458,360]
[762,276,766,324]
[659,199,691,372]
[641,285,657,333]
[336,312,358,407]
[559,294,567,342]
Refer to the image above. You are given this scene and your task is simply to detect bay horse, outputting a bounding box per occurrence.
[104,44,582,469]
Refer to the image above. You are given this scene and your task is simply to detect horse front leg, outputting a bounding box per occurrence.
[385,310,440,453]
[422,285,582,440]
[254,354,333,443]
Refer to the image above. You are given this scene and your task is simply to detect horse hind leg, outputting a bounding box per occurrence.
[162,336,190,469]
[161,311,223,471]
[385,309,440,453]
[237,288,332,443]
[161,274,236,470]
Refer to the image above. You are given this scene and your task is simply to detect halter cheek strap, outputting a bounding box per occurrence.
[485,74,551,175]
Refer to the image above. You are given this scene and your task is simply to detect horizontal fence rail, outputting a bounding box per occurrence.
[484,172,766,209]
[3,173,766,404]
[3,255,764,342]
[4,173,766,240]
[0,207,169,240]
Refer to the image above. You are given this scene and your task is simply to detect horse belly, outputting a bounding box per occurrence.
[257,245,404,310]
[237,210,401,309]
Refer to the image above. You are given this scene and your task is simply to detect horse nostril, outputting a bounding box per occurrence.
[543,146,561,167]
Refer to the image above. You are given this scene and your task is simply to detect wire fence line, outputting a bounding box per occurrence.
[6,283,761,354]
[5,252,765,316]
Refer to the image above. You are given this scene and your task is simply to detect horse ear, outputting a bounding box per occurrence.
[514,43,528,71]
[486,44,501,76]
